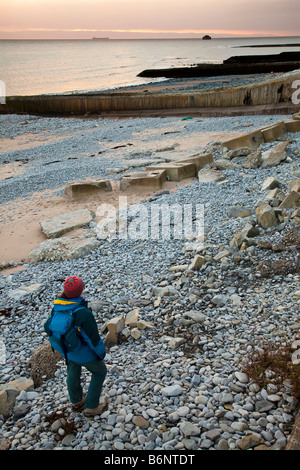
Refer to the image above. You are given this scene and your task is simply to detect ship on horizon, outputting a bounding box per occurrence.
[92,37,109,40]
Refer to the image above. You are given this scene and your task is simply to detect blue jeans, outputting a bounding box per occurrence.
[66,359,107,409]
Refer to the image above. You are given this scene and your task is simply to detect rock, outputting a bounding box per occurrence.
[255,204,278,228]
[40,209,95,238]
[220,392,234,404]
[12,404,31,421]
[184,310,206,324]
[125,308,139,327]
[0,377,34,418]
[29,341,62,387]
[136,320,154,330]
[241,222,260,238]
[255,400,275,412]
[198,168,226,183]
[205,429,221,441]
[279,190,300,209]
[154,286,179,297]
[227,147,251,159]
[212,159,240,170]
[211,294,228,307]
[8,283,42,300]
[161,384,183,397]
[169,264,188,272]
[242,148,262,169]
[288,178,300,192]
[133,416,150,429]
[168,337,186,348]
[261,176,280,191]
[64,179,112,198]
[260,141,289,168]
[130,328,142,340]
[179,421,201,437]
[237,434,261,450]
[228,205,252,218]
[105,315,125,344]
[234,371,249,383]
[188,255,206,270]
[292,290,300,299]
[291,208,300,222]
[29,235,100,262]
[265,188,285,202]
[213,249,230,261]
[62,433,76,447]
[230,231,249,250]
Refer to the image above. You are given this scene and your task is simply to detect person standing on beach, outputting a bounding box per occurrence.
[44,276,107,417]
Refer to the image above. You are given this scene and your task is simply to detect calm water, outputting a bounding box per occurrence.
[0,37,299,96]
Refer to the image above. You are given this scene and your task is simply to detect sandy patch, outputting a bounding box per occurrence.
[0,178,195,272]
[0,131,73,153]
[0,161,28,181]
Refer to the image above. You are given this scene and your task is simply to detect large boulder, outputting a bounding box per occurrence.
[29,235,100,262]
[260,141,289,168]
[29,341,62,387]
[198,168,226,183]
[0,377,34,418]
[40,209,95,239]
[256,204,278,229]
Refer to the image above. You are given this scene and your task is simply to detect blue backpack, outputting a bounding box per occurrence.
[44,306,83,363]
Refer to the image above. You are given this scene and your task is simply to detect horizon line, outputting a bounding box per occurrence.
[1,36,300,40]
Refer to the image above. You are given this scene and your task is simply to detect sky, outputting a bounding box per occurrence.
[0,0,299,39]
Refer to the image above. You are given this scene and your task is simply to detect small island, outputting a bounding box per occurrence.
[202,35,212,40]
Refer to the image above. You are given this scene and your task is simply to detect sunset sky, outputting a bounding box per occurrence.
[0,0,299,39]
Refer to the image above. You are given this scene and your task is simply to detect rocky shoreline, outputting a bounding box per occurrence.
[0,111,299,451]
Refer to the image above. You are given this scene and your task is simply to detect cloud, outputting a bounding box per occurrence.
[1,0,299,36]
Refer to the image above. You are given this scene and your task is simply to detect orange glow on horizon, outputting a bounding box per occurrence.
[0,27,297,37]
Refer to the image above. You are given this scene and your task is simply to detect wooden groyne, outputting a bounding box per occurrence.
[1,70,300,117]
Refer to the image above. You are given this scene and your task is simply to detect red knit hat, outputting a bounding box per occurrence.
[63,276,84,298]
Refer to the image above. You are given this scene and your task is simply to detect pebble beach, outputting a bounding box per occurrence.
[0,106,299,452]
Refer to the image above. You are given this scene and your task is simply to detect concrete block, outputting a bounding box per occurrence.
[120,170,167,191]
[222,130,264,150]
[146,162,196,181]
[177,153,214,171]
[284,119,300,133]
[261,122,286,143]
[64,179,112,198]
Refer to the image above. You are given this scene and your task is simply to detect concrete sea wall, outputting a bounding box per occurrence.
[1,70,300,116]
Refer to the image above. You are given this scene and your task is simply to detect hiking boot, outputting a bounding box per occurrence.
[83,397,108,417]
[71,397,86,411]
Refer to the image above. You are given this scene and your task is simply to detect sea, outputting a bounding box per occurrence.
[0,36,299,96]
